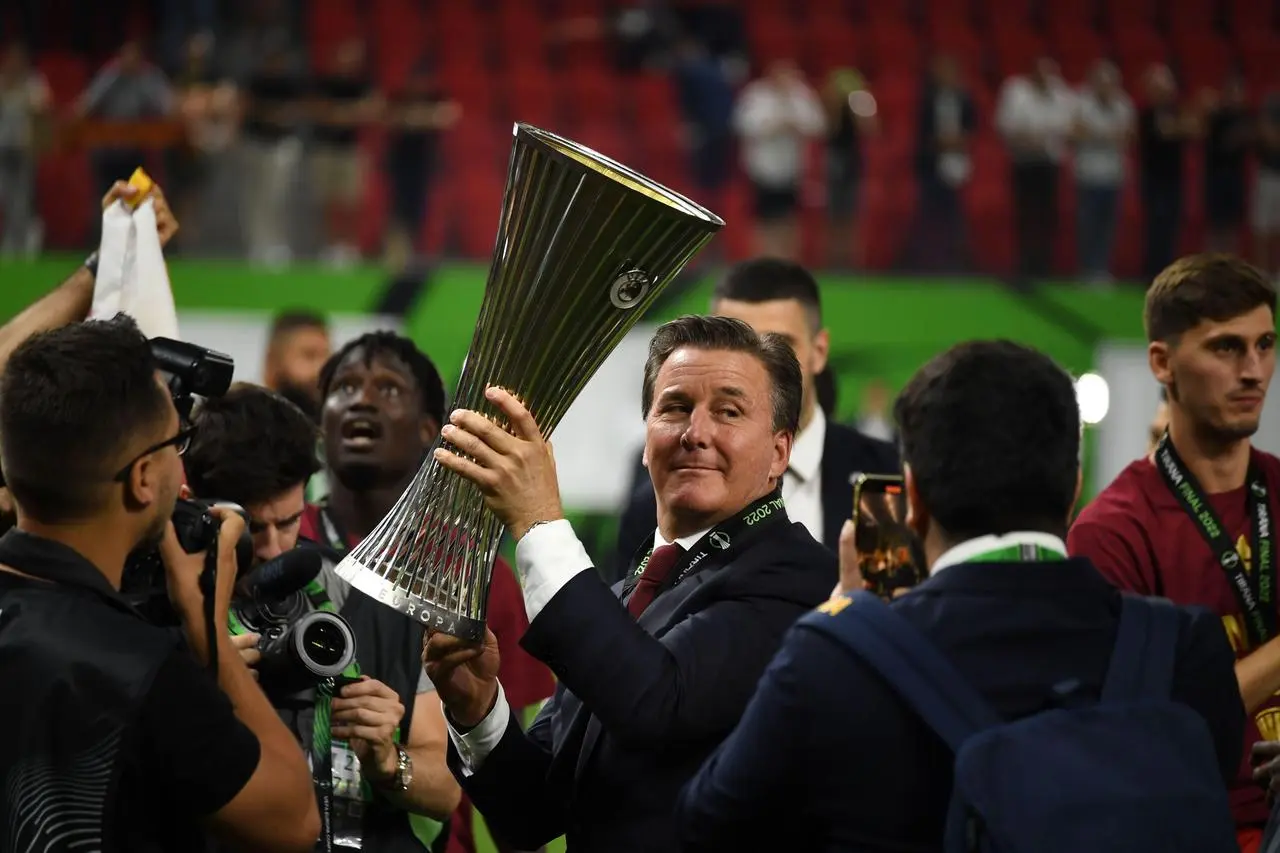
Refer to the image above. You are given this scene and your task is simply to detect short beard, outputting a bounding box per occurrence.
[333,461,385,493]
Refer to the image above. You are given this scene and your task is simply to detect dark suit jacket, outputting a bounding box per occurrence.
[447,521,835,853]
[609,420,898,583]
[676,557,1245,853]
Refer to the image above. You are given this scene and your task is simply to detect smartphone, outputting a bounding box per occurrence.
[851,473,927,599]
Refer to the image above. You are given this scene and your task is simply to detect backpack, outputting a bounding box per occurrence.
[796,591,1238,853]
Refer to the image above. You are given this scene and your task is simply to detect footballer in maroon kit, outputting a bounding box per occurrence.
[1070,254,1277,852]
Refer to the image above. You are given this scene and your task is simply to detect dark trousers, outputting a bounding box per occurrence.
[1012,160,1059,277]
[906,171,968,272]
[1142,178,1184,282]
[1076,183,1121,277]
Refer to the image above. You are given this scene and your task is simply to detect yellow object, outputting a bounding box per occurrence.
[126,168,153,208]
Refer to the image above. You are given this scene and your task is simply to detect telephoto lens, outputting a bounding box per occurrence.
[255,611,357,695]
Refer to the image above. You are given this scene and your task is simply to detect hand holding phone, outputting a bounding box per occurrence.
[851,473,926,599]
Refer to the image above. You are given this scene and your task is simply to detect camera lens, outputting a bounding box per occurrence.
[303,619,346,668]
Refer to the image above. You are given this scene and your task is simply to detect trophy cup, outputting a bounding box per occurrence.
[333,123,724,641]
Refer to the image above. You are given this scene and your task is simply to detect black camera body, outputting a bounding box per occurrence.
[230,546,357,699]
[122,497,254,624]
[120,338,243,623]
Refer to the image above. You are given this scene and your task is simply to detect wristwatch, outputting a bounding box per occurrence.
[377,744,413,793]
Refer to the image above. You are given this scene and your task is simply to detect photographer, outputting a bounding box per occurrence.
[0,316,319,851]
[183,382,461,852]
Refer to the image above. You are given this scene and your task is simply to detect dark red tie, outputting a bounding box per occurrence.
[627,544,684,618]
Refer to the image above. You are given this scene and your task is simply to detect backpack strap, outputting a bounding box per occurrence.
[798,592,1002,751]
[1100,594,1181,702]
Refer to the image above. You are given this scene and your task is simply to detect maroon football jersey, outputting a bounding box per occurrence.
[1069,449,1280,829]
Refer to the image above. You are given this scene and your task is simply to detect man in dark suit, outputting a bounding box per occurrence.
[677,340,1245,852]
[423,316,835,853]
[611,258,897,582]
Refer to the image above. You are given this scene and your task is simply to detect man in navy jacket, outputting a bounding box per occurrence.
[677,340,1244,852]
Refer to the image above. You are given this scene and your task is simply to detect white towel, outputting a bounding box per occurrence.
[88,198,180,340]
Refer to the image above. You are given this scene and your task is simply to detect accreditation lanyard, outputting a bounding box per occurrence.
[621,487,790,602]
[1155,432,1275,647]
[226,566,372,852]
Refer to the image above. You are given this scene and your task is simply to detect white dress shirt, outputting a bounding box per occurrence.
[784,408,826,544]
[447,519,710,775]
[996,75,1076,163]
[929,531,1068,576]
[733,78,825,187]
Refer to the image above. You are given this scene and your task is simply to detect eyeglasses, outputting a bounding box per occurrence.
[112,426,195,483]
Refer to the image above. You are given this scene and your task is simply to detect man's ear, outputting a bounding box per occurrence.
[904,464,929,541]
[126,457,158,510]
[769,430,794,482]
[811,328,830,376]
[179,484,193,500]
[1148,340,1174,387]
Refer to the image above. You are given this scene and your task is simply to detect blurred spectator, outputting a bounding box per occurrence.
[996,57,1074,281]
[169,32,240,253]
[856,378,895,443]
[217,0,298,85]
[0,42,49,256]
[1253,91,1280,279]
[383,62,460,273]
[309,37,381,267]
[238,41,305,267]
[670,34,735,216]
[156,0,218,74]
[75,40,175,199]
[262,309,330,421]
[1072,60,1133,284]
[733,60,824,261]
[1138,64,1195,281]
[823,68,878,270]
[549,1,675,72]
[906,55,975,272]
[1203,73,1251,254]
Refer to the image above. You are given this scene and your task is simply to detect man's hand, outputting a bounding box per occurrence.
[1252,741,1280,797]
[423,628,501,729]
[434,385,564,540]
[836,519,866,596]
[100,179,180,247]
[331,676,405,782]
[230,632,261,679]
[159,508,245,663]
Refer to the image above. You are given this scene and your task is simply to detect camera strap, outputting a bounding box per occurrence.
[621,487,789,602]
[1155,432,1276,647]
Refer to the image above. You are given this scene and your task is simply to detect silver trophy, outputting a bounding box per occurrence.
[333,123,724,641]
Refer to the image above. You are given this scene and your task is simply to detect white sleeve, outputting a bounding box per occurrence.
[515,519,595,623]
[446,682,512,776]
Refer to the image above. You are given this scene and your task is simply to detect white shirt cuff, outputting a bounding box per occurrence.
[515,519,595,623]
[446,682,511,777]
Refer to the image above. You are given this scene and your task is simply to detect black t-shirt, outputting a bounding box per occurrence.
[313,75,371,147]
[244,72,304,143]
[1139,106,1185,186]
[1206,106,1250,183]
[108,649,261,851]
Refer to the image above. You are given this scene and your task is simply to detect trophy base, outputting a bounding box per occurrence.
[333,555,486,643]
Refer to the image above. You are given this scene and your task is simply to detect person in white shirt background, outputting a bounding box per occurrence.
[1072,60,1134,285]
[733,59,825,261]
[996,56,1076,282]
